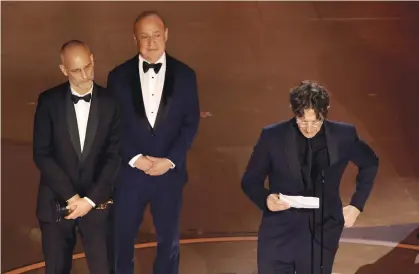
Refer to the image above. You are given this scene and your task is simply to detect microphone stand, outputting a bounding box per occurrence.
[320,170,325,274]
[311,206,315,274]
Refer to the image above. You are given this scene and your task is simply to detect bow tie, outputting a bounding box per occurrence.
[143,61,162,74]
[71,93,92,104]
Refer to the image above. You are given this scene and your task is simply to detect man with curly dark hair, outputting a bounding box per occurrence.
[241,80,379,274]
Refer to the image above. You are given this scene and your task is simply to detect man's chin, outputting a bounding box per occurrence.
[303,133,316,139]
[78,81,93,90]
[144,51,163,62]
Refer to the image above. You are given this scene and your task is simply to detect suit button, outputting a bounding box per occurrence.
[152,133,155,137]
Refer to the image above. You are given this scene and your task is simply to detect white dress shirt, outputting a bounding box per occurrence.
[70,87,96,207]
[128,53,175,169]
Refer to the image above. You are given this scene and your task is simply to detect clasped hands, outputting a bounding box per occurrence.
[266,194,361,228]
[134,155,173,176]
[65,194,93,220]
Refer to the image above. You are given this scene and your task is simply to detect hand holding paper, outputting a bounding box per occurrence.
[266,194,291,212]
[279,193,320,209]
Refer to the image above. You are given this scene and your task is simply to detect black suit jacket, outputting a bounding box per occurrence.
[106,53,200,186]
[33,82,121,222]
[241,118,379,253]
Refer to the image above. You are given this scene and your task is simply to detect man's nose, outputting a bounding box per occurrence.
[81,69,88,79]
[306,125,315,133]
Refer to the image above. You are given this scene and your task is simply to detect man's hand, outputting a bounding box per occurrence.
[145,156,173,176]
[134,155,153,172]
[67,194,81,205]
[343,205,361,228]
[266,194,291,212]
[65,198,94,219]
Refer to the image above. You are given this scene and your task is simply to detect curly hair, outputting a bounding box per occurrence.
[289,80,330,119]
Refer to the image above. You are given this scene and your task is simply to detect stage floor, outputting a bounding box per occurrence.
[7,232,419,273]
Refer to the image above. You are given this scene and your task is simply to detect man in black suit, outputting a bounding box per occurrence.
[33,40,121,274]
[242,81,379,274]
[107,10,200,274]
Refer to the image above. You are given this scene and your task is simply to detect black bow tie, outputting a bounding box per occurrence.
[143,61,162,74]
[71,93,92,104]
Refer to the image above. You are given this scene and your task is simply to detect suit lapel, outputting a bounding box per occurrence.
[129,55,153,131]
[324,120,339,167]
[80,84,100,163]
[284,118,304,187]
[65,87,82,160]
[154,54,175,130]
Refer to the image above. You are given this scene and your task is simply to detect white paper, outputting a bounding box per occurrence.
[279,193,320,209]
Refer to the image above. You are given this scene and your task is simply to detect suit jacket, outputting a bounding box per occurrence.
[106,53,200,186]
[33,82,121,222]
[241,118,379,253]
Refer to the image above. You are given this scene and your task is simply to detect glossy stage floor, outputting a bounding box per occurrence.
[2,1,419,274]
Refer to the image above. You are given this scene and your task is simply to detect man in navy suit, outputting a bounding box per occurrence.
[242,81,379,274]
[107,10,200,274]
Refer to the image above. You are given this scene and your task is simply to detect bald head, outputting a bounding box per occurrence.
[59,40,95,94]
[60,40,91,65]
[133,10,166,30]
[133,11,168,63]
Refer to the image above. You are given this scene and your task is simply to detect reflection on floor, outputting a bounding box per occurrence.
[6,225,419,274]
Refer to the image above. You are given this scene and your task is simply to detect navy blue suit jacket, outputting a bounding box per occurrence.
[241,118,379,255]
[107,53,200,186]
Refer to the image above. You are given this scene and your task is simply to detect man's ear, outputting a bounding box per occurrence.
[164,28,168,42]
[59,64,68,76]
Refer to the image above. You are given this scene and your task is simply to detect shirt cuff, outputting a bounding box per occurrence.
[167,159,175,169]
[129,154,142,168]
[83,197,96,208]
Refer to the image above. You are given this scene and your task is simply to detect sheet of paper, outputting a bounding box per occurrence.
[279,193,320,209]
